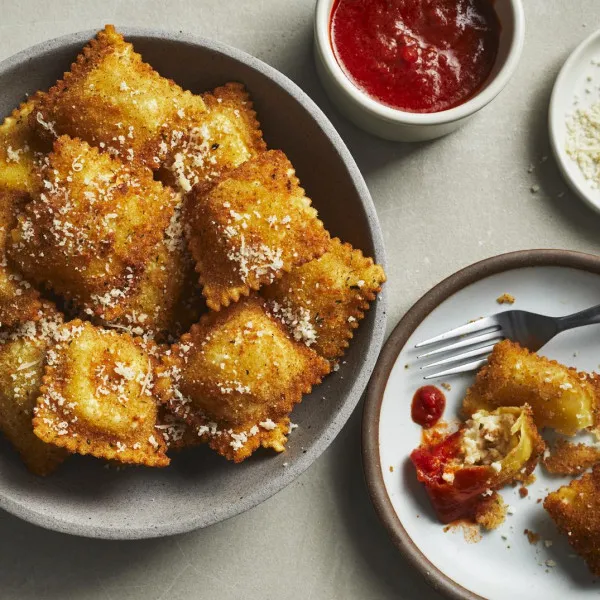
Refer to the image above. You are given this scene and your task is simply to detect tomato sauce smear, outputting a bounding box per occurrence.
[330,0,501,113]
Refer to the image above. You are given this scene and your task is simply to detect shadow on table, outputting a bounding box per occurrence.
[328,402,445,600]
[0,512,178,599]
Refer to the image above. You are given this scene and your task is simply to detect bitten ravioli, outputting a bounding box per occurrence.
[262,237,385,360]
[187,150,330,310]
[0,302,68,475]
[156,297,330,461]
[463,340,598,436]
[8,136,177,320]
[545,466,600,576]
[33,320,169,467]
[159,82,266,192]
[32,25,206,168]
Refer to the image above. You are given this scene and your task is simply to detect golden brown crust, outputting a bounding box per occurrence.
[187,150,330,311]
[0,92,50,195]
[0,189,42,327]
[32,25,206,169]
[543,440,600,475]
[96,197,206,341]
[0,302,68,475]
[544,465,600,576]
[474,491,506,531]
[463,340,597,436]
[155,405,203,452]
[261,237,385,360]
[33,320,169,467]
[155,296,330,461]
[158,82,266,192]
[7,136,176,320]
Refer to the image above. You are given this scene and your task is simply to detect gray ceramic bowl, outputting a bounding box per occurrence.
[0,28,386,539]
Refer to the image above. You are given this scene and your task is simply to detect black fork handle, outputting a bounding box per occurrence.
[556,303,600,333]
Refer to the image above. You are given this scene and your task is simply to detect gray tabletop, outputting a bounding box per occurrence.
[1,1,600,599]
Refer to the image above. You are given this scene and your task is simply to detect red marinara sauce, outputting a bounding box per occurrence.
[411,385,445,428]
[410,433,492,523]
[330,0,501,113]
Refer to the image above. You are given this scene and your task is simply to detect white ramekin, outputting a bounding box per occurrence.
[314,0,525,142]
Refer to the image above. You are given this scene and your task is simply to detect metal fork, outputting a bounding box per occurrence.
[415,304,600,380]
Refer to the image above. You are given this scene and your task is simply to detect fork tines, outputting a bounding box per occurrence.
[415,316,505,379]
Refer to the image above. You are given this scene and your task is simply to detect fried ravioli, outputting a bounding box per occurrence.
[0,302,68,475]
[0,189,42,327]
[0,97,47,327]
[542,440,600,476]
[544,465,600,576]
[463,340,598,436]
[187,150,330,311]
[32,25,206,169]
[159,82,266,192]
[156,296,330,462]
[0,93,49,196]
[262,237,385,360]
[8,136,177,320]
[98,199,205,341]
[33,320,169,467]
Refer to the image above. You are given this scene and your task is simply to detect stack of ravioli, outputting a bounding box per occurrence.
[0,26,385,475]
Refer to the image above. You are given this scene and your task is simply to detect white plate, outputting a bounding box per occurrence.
[550,28,600,213]
[364,251,600,600]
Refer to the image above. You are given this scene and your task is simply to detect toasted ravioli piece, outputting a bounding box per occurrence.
[544,466,600,576]
[32,25,206,168]
[411,406,543,524]
[463,340,597,436]
[98,200,205,340]
[159,82,266,192]
[543,440,600,475]
[0,189,41,327]
[0,94,49,195]
[8,137,176,320]
[262,237,385,360]
[156,297,330,462]
[156,406,203,452]
[206,416,291,463]
[33,320,169,467]
[187,150,330,310]
[0,303,67,475]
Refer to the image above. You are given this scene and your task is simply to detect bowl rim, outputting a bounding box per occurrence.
[362,249,600,600]
[0,26,388,539]
[314,0,526,126]
[548,27,600,215]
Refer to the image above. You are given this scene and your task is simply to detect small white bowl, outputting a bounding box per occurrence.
[549,28,600,214]
[314,0,525,142]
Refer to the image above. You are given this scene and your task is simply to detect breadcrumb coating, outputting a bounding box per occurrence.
[463,340,598,436]
[0,302,68,475]
[156,296,330,462]
[8,136,177,320]
[262,237,385,360]
[32,25,206,169]
[33,320,169,467]
[545,465,600,576]
[187,150,330,310]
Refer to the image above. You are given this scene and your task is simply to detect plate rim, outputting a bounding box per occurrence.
[0,27,387,539]
[549,27,600,215]
[362,249,600,600]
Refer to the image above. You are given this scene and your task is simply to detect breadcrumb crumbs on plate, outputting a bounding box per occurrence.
[496,293,515,305]
[524,529,540,545]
